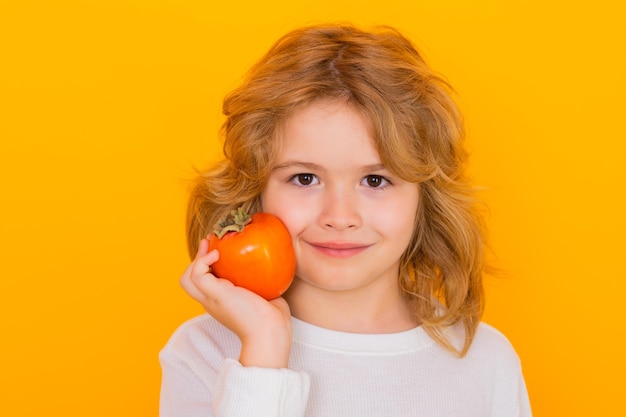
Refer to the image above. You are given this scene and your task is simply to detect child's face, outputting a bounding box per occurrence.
[261,99,420,296]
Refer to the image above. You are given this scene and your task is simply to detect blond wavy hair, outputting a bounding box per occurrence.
[187,24,488,356]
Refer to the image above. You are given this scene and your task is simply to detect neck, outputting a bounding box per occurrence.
[283,279,419,334]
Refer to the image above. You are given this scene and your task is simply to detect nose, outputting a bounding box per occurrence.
[319,187,362,231]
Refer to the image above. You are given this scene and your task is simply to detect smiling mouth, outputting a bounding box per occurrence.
[308,242,372,258]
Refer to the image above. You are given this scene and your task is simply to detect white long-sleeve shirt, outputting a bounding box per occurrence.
[160,314,532,417]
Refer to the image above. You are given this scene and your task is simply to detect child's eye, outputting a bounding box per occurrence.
[290,173,319,186]
[362,175,390,188]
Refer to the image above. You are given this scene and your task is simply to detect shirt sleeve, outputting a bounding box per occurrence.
[489,355,533,417]
[160,347,212,417]
[159,322,310,417]
[213,359,310,417]
[516,369,533,417]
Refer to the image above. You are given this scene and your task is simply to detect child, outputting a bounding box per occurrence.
[160,24,532,416]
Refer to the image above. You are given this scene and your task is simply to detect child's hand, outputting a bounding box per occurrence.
[180,237,293,369]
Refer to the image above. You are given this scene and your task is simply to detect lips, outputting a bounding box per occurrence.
[308,241,372,258]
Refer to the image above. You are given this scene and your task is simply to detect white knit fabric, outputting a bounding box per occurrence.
[160,314,531,417]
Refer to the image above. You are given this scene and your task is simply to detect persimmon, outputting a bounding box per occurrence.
[208,208,296,300]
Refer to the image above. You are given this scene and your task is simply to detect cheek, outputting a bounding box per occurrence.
[379,192,419,240]
[260,188,304,238]
[377,214,414,243]
[259,181,281,213]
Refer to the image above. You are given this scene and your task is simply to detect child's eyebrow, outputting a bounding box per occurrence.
[362,163,387,172]
[272,161,388,172]
[272,161,324,171]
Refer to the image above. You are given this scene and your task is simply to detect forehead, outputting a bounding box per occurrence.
[276,99,380,162]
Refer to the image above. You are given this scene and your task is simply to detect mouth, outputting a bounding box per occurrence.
[308,241,372,258]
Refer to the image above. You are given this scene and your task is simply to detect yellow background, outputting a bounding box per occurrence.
[1,0,624,415]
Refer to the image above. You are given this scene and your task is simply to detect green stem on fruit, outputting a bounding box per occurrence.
[213,206,252,239]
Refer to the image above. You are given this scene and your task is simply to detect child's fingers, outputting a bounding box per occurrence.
[190,270,237,310]
[179,262,206,301]
[195,238,210,259]
[190,247,219,278]
[180,244,220,302]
